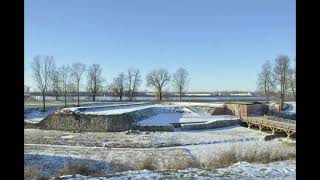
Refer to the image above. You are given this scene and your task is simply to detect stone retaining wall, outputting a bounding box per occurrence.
[38,112,133,132]
[181,119,240,130]
[132,125,174,131]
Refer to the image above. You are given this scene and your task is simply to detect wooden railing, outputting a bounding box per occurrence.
[241,116,296,138]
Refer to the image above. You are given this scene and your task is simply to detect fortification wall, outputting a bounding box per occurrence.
[37,107,175,132]
[181,119,240,130]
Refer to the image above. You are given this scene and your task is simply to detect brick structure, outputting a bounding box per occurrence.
[239,103,267,116]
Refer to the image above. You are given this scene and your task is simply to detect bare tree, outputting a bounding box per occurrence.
[31,55,55,111]
[110,73,126,101]
[51,69,61,101]
[71,63,86,106]
[257,60,273,104]
[172,68,190,101]
[87,64,103,101]
[146,69,170,101]
[68,82,77,101]
[24,85,30,94]
[59,65,71,107]
[272,55,291,110]
[287,60,296,101]
[126,68,142,101]
[125,69,133,101]
[131,69,142,100]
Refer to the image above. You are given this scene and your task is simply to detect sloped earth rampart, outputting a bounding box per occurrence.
[37,107,180,132]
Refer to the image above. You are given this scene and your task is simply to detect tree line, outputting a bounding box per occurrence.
[257,55,296,111]
[29,55,190,111]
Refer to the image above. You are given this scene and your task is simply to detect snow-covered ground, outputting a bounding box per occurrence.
[65,102,151,113]
[73,102,224,115]
[70,103,235,126]
[80,104,161,115]
[25,126,272,148]
[24,126,295,166]
[138,112,237,126]
[284,101,296,115]
[25,125,295,179]
[24,102,150,123]
[24,107,60,123]
[55,160,296,179]
[269,101,296,115]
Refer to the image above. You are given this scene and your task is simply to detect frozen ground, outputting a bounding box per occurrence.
[24,102,150,123]
[284,101,296,115]
[24,102,229,129]
[24,102,295,179]
[269,101,296,115]
[60,102,235,126]
[25,125,275,148]
[55,160,296,179]
[25,126,295,178]
[79,104,160,115]
[70,102,224,115]
[24,106,60,123]
[138,112,237,126]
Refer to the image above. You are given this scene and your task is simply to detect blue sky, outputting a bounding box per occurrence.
[25,0,296,92]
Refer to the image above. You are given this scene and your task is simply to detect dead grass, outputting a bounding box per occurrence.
[140,157,158,170]
[24,165,48,180]
[60,161,98,176]
[204,146,296,169]
[170,158,200,170]
[136,146,295,172]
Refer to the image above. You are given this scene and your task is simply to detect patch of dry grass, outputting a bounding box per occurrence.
[60,161,101,176]
[170,158,200,170]
[24,165,48,180]
[204,146,296,169]
[140,157,158,170]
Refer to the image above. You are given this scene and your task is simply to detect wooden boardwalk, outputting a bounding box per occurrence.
[241,116,296,138]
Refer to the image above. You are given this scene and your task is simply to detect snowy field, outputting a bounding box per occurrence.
[25,126,295,178]
[55,160,296,180]
[24,101,295,179]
